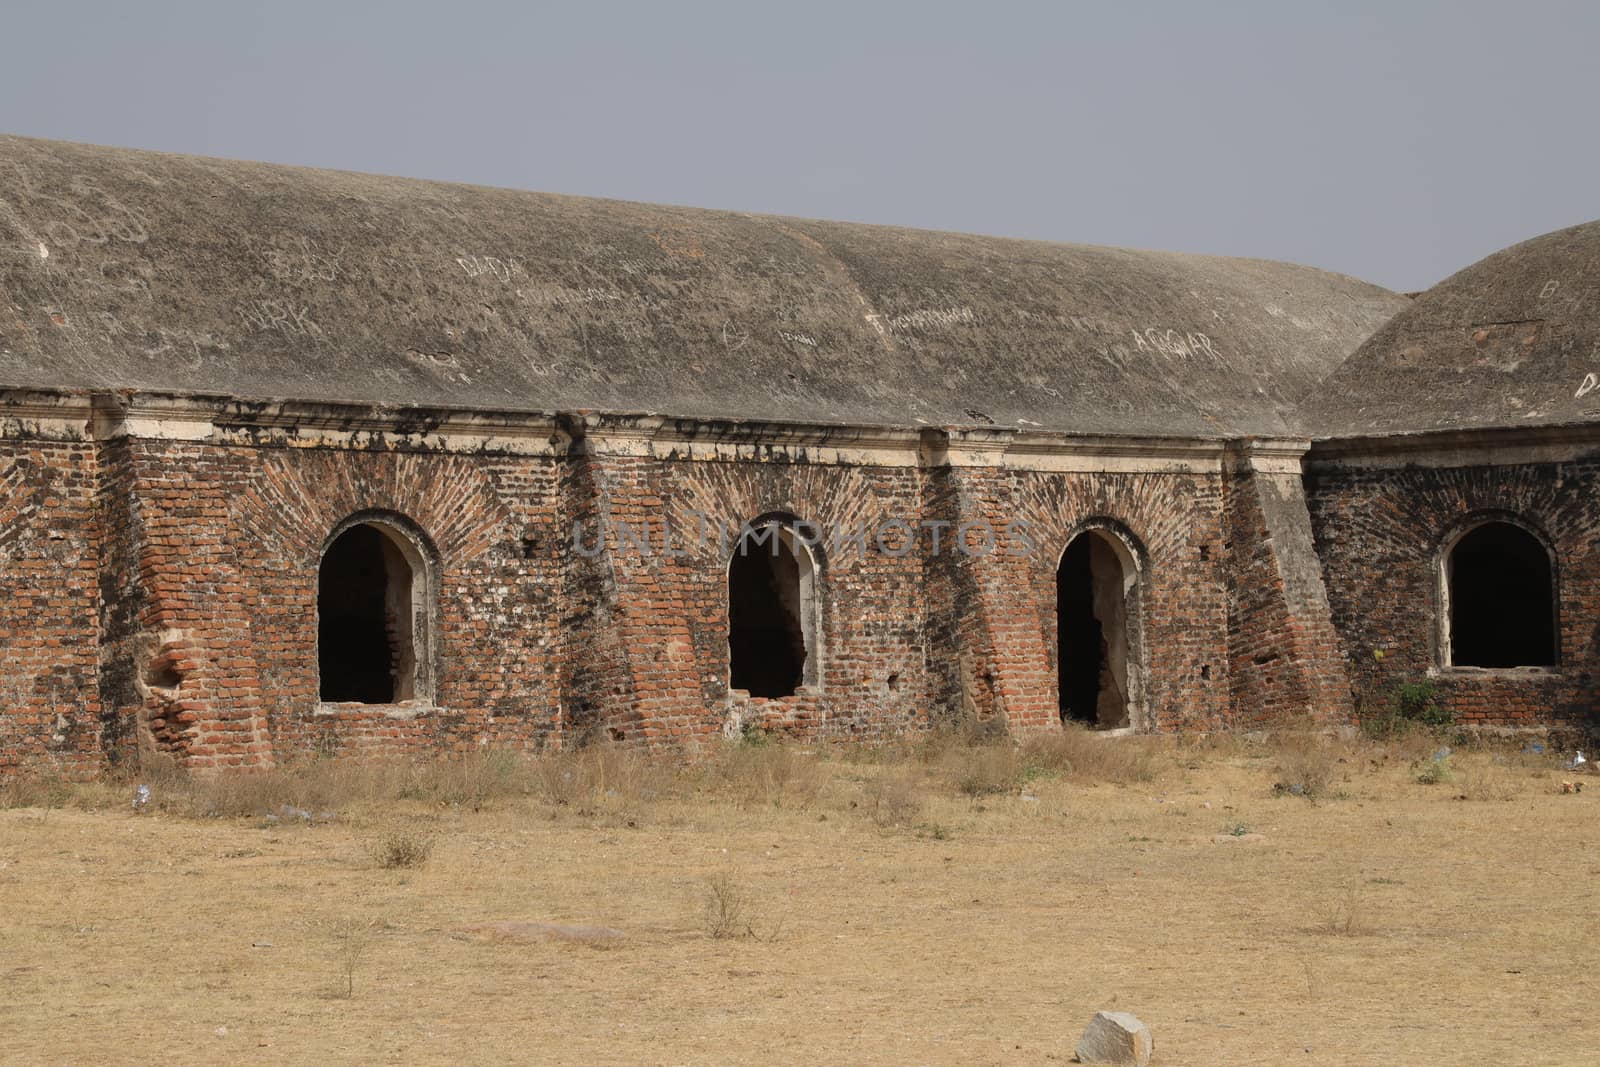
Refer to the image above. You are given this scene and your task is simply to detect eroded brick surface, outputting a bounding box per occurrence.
[1307,459,1600,729]
[9,415,1581,777]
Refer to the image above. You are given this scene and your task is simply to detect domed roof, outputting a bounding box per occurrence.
[1304,220,1600,439]
[0,135,1404,437]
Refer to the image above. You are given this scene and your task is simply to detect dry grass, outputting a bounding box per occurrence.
[702,742,830,810]
[1314,883,1373,937]
[371,830,433,870]
[867,766,924,828]
[1,730,1593,1064]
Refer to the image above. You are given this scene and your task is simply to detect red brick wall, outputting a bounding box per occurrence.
[0,439,102,776]
[1306,458,1600,729]
[560,450,930,744]
[99,440,565,767]
[1224,465,1352,729]
[937,468,1232,733]
[1,420,1439,776]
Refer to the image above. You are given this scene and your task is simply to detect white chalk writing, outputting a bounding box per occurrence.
[457,255,523,283]
[1129,328,1222,360]
[4,164,149,245]
[515,285,623,309]
[886,306,976,332]
[236,300,321,340]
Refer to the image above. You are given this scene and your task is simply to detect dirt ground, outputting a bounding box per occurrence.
[2,733,1597,1065]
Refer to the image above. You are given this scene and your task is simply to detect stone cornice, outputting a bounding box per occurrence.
[0,386,1287,473]
[1307,423,1600,470]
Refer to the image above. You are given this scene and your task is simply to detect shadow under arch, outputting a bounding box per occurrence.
[1055,518,1147,730]
[317,510,439,705]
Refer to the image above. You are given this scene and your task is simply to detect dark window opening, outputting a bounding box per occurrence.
[1057,532,1132,729]
[728,528,809,698]
[1447,521,1556,668]
[319,523,417,703]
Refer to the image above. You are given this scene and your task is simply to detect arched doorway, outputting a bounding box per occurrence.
[318,518,432,704]
[728,521,820,698]
[1443,519,1557,668]
[1057,527,1141,728]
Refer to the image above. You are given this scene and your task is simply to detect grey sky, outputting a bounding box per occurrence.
[2,1,1595,291]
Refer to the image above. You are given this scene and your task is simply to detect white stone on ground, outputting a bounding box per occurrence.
[1074,1011,1153,1065]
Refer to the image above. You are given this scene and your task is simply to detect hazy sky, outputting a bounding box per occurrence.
[2,1,1596,291]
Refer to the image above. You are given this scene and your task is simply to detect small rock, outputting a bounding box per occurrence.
[214,1026,229,1038]
[1074,1011,1153,1065]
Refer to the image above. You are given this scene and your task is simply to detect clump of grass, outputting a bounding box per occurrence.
[533,743,664,817]
[710,741,830,810]
[405,747,534,811]
[320,916,380,998]
[1315,885,1371,937]
[1415,752,1453,785]
[372,830,433,869]
[944,741,1027,798]
[1019,724,1162,783]
[869,767,925,828]
[1269,732,1342,799]
[0,771,76,811]
[1455,759,1518,801]
[702,872,782,940]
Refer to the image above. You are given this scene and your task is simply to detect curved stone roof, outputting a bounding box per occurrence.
[1304,220,1600,439]
[0,135,1404,437]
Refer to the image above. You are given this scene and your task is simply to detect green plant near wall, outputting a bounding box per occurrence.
[1359,678,1452,738]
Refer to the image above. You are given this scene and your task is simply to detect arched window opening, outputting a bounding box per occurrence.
[728,522,819,698]
[318,521,428,703]
[1057,528,1138,729]
[1445,521,1556,668]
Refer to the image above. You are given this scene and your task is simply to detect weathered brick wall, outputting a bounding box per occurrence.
[1224,464,1352,729]
[101,438,565,766]
[561,450,930,744]
[934,467,1232,733]
[1306,456,1600,729]
[0,438,102,775]
[2,409,1458,776]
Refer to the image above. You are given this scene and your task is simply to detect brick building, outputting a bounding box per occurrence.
[0,135,1593,774]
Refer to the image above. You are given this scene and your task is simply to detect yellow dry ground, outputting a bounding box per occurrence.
[1,735,1597,1065]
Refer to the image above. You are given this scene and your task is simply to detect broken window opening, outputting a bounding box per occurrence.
[1445,520,1556,668]
[318,521,427,704]
[728,522,819,698]
[1057,528,1137,729]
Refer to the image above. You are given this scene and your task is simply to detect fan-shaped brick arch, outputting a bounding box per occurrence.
[565,451,926,743]
[942,469,1227,733]
[225,449,549,758]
